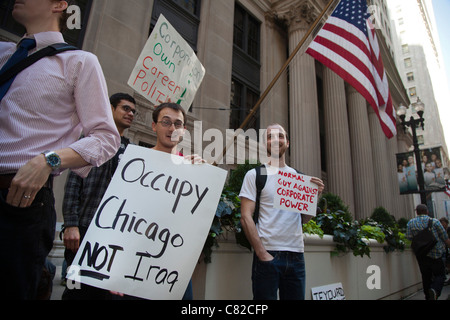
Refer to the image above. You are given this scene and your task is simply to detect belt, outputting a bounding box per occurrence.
[0,174,53,190]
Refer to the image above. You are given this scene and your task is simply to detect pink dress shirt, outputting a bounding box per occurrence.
[0,32,120,177]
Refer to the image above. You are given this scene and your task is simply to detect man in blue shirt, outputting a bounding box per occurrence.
[406,204,450,300]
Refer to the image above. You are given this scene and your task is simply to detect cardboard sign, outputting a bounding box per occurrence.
[273,170,319,216]
[128,14,205,111]
[66,146,227,300]
[311,283,345,300]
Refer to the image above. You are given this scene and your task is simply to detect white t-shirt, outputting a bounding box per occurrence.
[239,164,304,253]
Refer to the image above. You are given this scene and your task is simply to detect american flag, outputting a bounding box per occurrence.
[307,0,397,139]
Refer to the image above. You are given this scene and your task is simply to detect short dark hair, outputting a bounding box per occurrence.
[110,93,136,108]
[152,103,186,124]
[416,204,429,216]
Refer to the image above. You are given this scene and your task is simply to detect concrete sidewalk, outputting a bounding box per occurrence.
[404,282,450,300]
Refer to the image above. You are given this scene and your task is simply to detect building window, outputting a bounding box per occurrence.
[230,78,259,130]
[0,0,92,47]
[171,0,199,16]
[230,3,261,130]
[402,44,409,54]
[404,58,412,68]
[151,0,201,52]
[409,87,417,97]
[233,3,260,61]
[406,72,415,82]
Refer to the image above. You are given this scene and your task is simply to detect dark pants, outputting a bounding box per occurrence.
[0,188,56,300]
[252,251,306,300]
[417,255,446,299]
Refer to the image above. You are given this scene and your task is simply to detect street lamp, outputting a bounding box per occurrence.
[397,97,427,205]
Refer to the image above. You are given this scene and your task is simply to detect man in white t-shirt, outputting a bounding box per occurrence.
[239,124,324,300]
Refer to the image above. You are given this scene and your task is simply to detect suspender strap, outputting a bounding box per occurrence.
[253,165,267,224]
[0,43,78,86]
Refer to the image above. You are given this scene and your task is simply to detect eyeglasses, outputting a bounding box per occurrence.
[120,105,137,115]
[158,119,185,129]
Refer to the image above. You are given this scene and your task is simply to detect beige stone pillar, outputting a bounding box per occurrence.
[322,67,355,215]
[387,135,407,220]
[346,86,377,219]
[285,5,322,178]
[368,107,394,213]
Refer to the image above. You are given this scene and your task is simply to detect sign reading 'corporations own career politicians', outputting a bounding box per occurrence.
[128,14,205,112]
[273,170,319,217]
[66,146,227,300]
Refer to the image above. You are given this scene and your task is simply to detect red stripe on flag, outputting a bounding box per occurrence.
[306,0,396,138]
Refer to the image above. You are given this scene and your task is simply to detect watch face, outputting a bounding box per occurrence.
[47,153,61,168]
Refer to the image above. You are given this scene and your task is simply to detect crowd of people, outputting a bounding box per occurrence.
[0,0,326,300]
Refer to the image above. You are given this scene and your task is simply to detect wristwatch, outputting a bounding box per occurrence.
[42,150,61,171]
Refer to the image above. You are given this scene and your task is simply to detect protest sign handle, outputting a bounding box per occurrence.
[213,0,338,166]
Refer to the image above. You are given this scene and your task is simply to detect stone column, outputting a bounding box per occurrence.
[387,135,407,220]
[346,86,377,219]
[285,4,322,178]
[368,107,394,213]
[322,67,355,215]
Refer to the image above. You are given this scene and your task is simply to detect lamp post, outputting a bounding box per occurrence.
[397,98,427,205]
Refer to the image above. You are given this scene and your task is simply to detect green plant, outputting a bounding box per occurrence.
[315,195,408,258]
[369,207,409,253]
[318,193,353,223]
[316,209,371,257]
[302,219,324,238]
[371,206,396,228]
[379,223,409,253]
[360,223,385,244]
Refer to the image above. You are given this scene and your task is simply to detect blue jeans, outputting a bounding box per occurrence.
[252,251,305,300]
[0,188,56,300]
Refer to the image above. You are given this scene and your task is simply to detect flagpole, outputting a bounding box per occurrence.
[214,0,339,165]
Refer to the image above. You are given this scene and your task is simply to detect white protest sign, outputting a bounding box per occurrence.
[273,170,319,216]
[66,145,227,300]
[311,283,345,300]
[128,14,205,111]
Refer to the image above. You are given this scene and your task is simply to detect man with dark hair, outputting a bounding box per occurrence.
[61,93,136,300]
[407,204,450,300]
[0,0,119,299]
[151,103,187,154]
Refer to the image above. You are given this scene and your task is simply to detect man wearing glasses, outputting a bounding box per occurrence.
[61,93,137,300]
[151,102,203,164]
